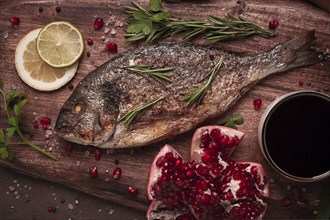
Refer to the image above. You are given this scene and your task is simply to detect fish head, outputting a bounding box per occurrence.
[55,81,119,146]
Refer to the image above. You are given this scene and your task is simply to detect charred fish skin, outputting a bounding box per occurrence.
[55,30,326,148]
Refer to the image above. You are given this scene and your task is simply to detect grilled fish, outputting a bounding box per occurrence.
[55,30,326,148]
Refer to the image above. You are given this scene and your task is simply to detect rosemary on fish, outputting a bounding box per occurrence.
[121,64,174,85]
[185,56,224,106]
[124,0,274,44]
[117,96,164,127]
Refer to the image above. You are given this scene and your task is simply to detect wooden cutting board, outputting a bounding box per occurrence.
[0,0,329,218]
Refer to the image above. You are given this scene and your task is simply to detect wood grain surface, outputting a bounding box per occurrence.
[0,0,329,219]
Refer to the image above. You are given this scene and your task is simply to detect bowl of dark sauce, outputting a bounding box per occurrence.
[258,91,330,182]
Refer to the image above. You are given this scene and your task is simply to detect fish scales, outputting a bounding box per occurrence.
[55,30,327,149]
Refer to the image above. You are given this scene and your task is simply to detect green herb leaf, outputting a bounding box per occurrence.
[5,91,20,105]
[0,129,4,142]
[152,12,171,22]
[8,116,17,127]
[6,127,16,137]
[0,144,9,160]
[117,96,164,127]
[149,0,162,12]
[185,56,223,106]
[218,114,244,129]
[0,79,3,92]
[14,98,28,117]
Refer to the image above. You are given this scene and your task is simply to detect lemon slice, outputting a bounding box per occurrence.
[36,21,84,68]
[15,28,78,91]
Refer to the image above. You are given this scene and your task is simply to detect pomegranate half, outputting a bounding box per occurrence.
[147,126,269,220]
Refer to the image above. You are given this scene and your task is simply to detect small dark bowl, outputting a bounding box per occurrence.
[258,91,330,182]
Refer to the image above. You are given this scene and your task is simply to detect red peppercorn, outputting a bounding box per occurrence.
[268,19,279,30]
[298,80,304,86]
[33,120,39,129]
[9,17,20,26]
[106,42,118,53]
[128,186,139,196]
[87,37,94,45]
[94,18,104,29]
[95,149,102,161]
[253,99,262,110]
[89,166,98,177]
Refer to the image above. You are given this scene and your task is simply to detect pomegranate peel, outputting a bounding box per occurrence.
[147,144,183,200]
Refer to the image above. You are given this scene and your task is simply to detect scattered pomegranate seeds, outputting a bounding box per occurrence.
[298,80,304,86]
[9,17,20,26]
[89,166,98,177]
[268,19,279,30]
[94,17,104,29]
[87,37,94,45]
[112,167,122,180]
[253,99,262,110]
[106,42,118,53]
[33,120,39,129]
[128,186,139,196]
[95,149,102,160]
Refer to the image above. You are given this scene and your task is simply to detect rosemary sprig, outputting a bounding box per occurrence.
[185,56,224,106]
[0,79,58,160]
[117,96,164,127]
[124,0,274,44]
[122,64,174,85]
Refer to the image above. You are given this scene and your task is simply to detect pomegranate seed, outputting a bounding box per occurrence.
[33,120,39,129]
[106,42,118,53]
[9,17,20,26]
[210,129,221,141]
[175,158,183,167]
[65,143,73,155]
[156,156,165,167]
[128,186,139,196]
[268,19,279,30]
[220,135,229,146]
[87,37,94,45]
[89,166,98,177]
[298,80,304,86]
[95,149,102,160]
[47,207,52,212]
[112,167,122,180]
[42,124,48,130]
[253,99,262,110]
[280,197,292,207]
[201,193,211,204]
[40,117,51,125]
[94,17,104,29]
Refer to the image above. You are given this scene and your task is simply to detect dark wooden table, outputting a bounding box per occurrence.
[0,0,329,219]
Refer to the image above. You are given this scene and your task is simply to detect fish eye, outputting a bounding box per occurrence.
[74,104,82,113]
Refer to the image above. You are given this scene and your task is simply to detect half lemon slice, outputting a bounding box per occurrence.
[36,21,84,68]
[15,28,78,91]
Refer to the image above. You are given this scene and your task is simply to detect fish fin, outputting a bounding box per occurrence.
[265,30,328,74]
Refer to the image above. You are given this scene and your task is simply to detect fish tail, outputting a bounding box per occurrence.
[260,30,328,76]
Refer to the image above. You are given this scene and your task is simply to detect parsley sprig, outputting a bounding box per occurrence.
[121,64,174,85]
[218,114,244,129]
[117,96,164,127]
[0,79,58,160]
[124,0,274,44]
[185,56,223,106]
